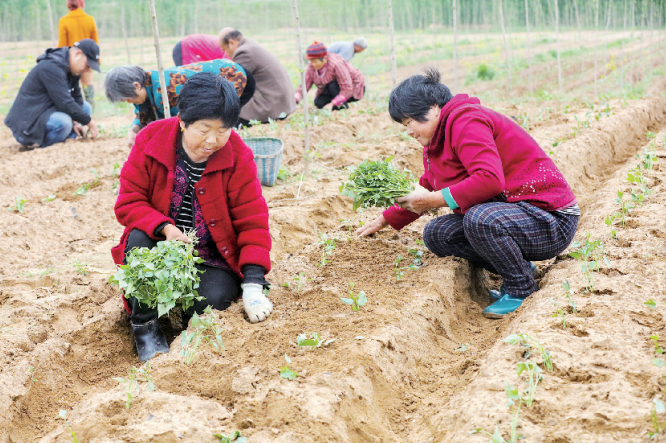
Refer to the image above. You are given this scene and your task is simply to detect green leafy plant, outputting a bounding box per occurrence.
[57,410,79,443]
[42,194,56,202]
[73,183,91,196]
[504,332,553,371]
[561,280,576,313]
[394,253,419,281]
[454,343,470,353]
[476,62,496,80]
[341,282,367,311]
[284,272,308,293]
[339,157,414,211]
[109,231,204,318]
[7,195,26,213]
[180,306,225,365]
[297,332,335,349]
[317,234,336,267]
[279,354,299,380]
[213,430,247,443]
[113,363,155,409]
[71,259,89,276]
[604,214,618,239]
[112,162,121,190]
[470,383,523,443]
[649,399,666,438]
[551,299,566,329]
[516,360,543,407]
[613,190,634,226]
[277,167,293,181]
[569,233,610,292]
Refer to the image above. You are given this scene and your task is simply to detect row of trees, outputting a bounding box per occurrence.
[1,0,665,43]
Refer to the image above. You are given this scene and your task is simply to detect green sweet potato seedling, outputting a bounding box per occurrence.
[339,156,414,211]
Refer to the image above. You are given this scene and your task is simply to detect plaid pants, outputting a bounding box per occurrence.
[423,202,578,298]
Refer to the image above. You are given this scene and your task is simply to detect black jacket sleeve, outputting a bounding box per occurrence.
[39,63,91,125]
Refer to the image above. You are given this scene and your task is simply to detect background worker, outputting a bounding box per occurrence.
[327,37,369,62]
[219,28,296,126]
[4,39,100,148]
[172,34,230,66]
[104,59,253,147]
[294,41,365,111]
[58,0,98,107]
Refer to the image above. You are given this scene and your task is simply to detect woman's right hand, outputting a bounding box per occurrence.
[162,224,192,243]
[356,215,389,237]
[127,125,140,148]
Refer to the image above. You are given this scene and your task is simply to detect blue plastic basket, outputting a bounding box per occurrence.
[244,137,284,187]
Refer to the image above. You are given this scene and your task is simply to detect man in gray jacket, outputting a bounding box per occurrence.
[219,28,296,126]
[4,39,101,148]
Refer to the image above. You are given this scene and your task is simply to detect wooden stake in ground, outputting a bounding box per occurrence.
[594,0,600,96]
[555,0,562,93]
[604,0,612,85]
[121,0,131,64]
[498,0,511,93]
[573,0,584,86]
[524,0,533,96]
[452,0,458,92]
[149,0,170,119]
[388,0,397,86]
[45,0,56,47]
[292,0,310,174]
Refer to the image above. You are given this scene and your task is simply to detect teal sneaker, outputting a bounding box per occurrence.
[483,294,526,319]
[489,263,539,300]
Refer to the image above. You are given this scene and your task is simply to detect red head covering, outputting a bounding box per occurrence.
[306,41,327,59]
[67,0,85,10]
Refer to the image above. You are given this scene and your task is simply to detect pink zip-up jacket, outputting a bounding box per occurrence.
[384,94,577,230]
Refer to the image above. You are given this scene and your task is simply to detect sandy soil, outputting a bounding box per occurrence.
[1,66,666,442]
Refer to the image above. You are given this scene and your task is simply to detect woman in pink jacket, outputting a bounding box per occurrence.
[358,68,579,318]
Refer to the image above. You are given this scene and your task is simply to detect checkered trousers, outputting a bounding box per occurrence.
[423,202,579,298]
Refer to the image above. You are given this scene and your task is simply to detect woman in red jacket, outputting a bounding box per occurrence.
[358,68,579,319]
[113,72,273,361]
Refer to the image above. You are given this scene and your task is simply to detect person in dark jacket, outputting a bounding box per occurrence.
[358,68,579,319]
[113,73,273,361]
[4,39,100,148]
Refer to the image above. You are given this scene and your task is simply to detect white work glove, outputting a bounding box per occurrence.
[241,283,273,323]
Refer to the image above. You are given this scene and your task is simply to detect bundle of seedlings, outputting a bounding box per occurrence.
[339,156,414,211]
[109,231,204,317]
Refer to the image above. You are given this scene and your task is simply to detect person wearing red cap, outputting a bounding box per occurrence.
[58,0,98,107]
[294,41,365,111]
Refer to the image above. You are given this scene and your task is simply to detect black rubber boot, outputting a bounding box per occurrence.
[131,319,170,361]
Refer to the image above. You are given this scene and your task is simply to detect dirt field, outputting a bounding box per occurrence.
[1,32,666,443]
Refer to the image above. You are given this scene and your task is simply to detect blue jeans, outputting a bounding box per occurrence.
[14,102,92,148]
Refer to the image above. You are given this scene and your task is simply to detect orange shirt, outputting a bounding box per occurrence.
[57,8,98,47]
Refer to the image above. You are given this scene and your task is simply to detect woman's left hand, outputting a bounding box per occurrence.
[396,186,440,214]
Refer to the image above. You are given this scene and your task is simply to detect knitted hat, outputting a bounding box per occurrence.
[67,0,85,9]
[306,41,327,60]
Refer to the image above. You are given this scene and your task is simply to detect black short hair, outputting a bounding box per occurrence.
[177,72,240,129]
[222,29,243,45]
[388,67,453,123]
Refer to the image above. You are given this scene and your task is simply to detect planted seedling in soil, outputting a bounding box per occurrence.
[113,362,155,409]
[109,230,204,318]
[504,332,554,371]
[569,233,609,292]
[340,282,367,311]
[551,299,566,329]
[284,272,308,293]
[649,399,666,438]
[57,410,79,443]
[213,430,247,443]
[7,196,26,213]
[339,156,414,211]
[470,383,523,443]
[317,234,336,267]
[613,191,634,226]
[517,360,543,407]
[297,332,335,349]
[279,354,299,380]
[604,214,618,239]
[561,280,577,313]
[42,194,56,202]
[180,306,225,365]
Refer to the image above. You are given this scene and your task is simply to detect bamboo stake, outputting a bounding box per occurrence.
[388,0,397,86]
[604,0,612,85]
[452,0,458,92]
[121,1,131,64]
[555,0,562,93]
[149,0,170,119]
[573,0,584,86]
[525,0,533,96]
[45,0,55,47]
[594,0,599,96]
[498,0,510,93]
[292,0,310,175]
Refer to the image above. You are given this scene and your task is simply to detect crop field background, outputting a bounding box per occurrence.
[1,0,666,442]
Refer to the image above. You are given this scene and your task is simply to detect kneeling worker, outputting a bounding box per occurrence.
[4,39,100,149]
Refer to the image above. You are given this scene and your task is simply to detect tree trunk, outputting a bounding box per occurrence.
[292,0,310,175]
[121,1,132,64]
[594,0,599,96]
[525,0,533,96]
[573,0,584,86]
[149,0,170,119]
[388,0,397,86]
[498,0,511,93]
[452,0,458,92]
[45,0,56,47]
[555,0,562,93]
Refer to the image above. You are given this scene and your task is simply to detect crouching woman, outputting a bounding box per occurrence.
[358,68,579,319]
[112,72,273,361]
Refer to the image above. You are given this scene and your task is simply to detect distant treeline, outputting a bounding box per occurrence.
[1,0,665,43]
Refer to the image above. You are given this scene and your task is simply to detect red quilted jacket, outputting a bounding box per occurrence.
[112,117,271,295]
